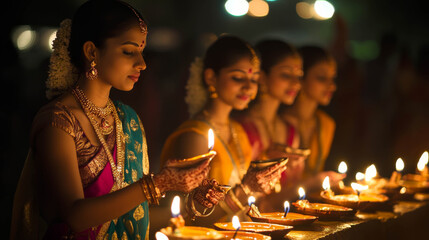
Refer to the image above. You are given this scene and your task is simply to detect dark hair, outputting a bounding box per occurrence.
[69,0,147,72]
[203,35,256,74]
[255,39,300,73]
[298,46,334,78]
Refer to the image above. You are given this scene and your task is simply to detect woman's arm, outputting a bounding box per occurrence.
[35,126,147,232]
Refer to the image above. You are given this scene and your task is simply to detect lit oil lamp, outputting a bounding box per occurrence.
[417,151,428,177]
[389,158,404,184]
[355,172,365,183]
[364,164,378,187]
[296,187,310,208]
[165,129,217,168]
[155,231,169,240]
[247,196,262,217]
[232,216,241,239]
[170,196,185,229]
[283,201,290,218]
[351,182,369,199]
[322,176,334,198]
[338,161,347,189]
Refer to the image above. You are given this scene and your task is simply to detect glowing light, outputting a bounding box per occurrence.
[171,196,181,218]
[338,161,348,174]
[248,196,256,206]
[417,151,428,171]
[400,187,406,194]
[313,0,335,20]
[232,215,241,229]
[322,176,330,191]
[225,0,249,17]
[351,182,368,192]
[283,201,290,217]
[208,129,214,151]
[248,0,269,17]
[46,29,57,52]
[12,25,36,50]
[298,187,306,199]
[355,172,365,181]
[365,164,377,182]
[296,2,313,19]
[155,232,169,240]
[396,158,405,172]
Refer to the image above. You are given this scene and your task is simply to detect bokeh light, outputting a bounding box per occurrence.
[296,2,313,19]
[313,0,335,20]
[225,0,249,17]
[248,0,269,18]
[12,25,36,50]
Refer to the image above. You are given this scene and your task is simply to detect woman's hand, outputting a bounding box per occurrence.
[242,161,288,195]
[193,179,226,208]
[154,159,210,193]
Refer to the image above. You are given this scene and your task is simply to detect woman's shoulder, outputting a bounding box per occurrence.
[316,109,335,126]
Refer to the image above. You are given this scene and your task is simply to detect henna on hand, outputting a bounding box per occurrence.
[242,162,288,195]
[193,179,226,208]
[154,159,210,193]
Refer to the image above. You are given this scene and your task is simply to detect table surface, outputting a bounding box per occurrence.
[285,200,429,240]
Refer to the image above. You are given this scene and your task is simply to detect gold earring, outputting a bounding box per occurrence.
[208,85,218,99]
[86,60,98,80]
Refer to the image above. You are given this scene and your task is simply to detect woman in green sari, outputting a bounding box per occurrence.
[10,1,224,239]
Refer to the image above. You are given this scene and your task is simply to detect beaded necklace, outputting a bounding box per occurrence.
[72,87,126,189]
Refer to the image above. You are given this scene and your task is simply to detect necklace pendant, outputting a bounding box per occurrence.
[100,118,114,135]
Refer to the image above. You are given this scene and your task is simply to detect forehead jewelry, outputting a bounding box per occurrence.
[126,4,148,34]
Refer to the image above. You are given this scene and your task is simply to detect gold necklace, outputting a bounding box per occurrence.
[72,88,126,189]
[73,86,114,135]
[202,110,246,179]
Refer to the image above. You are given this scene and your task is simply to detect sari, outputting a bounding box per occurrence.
[303,109,336,177]
[10,100,150,240]
[160,119,253,187]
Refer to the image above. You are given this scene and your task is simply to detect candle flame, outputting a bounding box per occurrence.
[232,215,241,229]
[338,161,348,174]
[355,172,365,181]
[208,129,214,151]
[248,196,256,206]
[400,187,406,194]
[322,176,330,191]
[155,232,169,240]
[351,182,368,192]
[396,158,405,172]
[171,196,180,217]
[298,187,306,199]
[284,201,290,216]
[365,164,377,182]
[417,151,428,171]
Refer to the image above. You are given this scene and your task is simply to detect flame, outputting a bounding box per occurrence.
[351,182,368,192]
[396,158,405,172]
[338,161,348,174]
[155,232,169,240]
[171,196,181,217]
[364,164,377,182]
[232,215,241,230]
[417,151,428,171]
[400,187,406,194]
[284,201,290,215]
[208,129,214,151]
[248,196,256,206]
[322,176,330,191]
[298,187,306,199]
[355,172,365,181]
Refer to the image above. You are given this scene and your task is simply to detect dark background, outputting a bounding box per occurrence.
[2,0,429,237]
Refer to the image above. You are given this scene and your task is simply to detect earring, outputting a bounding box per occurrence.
[86,60,98,80]
[208,85,218,99]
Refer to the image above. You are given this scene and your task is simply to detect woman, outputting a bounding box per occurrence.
[161,35,287,224]
[10,1,223,239]
[280,46,344,192]
[234,39,304,188]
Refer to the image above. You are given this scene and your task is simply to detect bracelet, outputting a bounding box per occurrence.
[146,174,160,205]
[185,190,215,219]
[139,177,153,204]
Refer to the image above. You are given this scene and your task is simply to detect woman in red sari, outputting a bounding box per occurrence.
[10,1,223,239]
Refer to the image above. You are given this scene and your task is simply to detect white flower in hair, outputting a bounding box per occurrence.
[185,57,208,118]
[46,18,79,99]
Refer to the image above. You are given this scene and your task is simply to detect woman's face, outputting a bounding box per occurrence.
[302,60,337,106]
[265,56,303,105]
[214,57,260,110]
[96,26,147,91]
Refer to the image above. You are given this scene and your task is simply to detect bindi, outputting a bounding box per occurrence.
[248,68,253,74]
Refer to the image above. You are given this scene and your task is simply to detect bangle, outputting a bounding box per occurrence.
[139,177,153,204]
[146,175,160,205]
[239,184,252,196]
[185,190,215,219]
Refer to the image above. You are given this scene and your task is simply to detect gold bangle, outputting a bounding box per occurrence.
[146,175,159,205]
[187,190,215,218]
[141,177,153,204]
